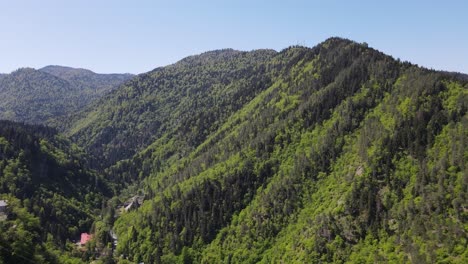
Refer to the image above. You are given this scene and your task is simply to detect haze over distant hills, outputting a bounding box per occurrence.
[0,66,133,124]
[0,38,466,263]
[40,65,134,96]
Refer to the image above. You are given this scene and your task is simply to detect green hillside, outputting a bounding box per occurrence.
[0,121,112,263]
[0,68,79,124]
[65,38,467,263]
[40,65,133,98]
[1,37,466,263]
[66,48,279,168]
[0,67,132,125]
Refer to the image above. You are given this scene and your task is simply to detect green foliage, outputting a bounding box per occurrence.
[0,121,112,263]
[1,37,467,263]
[105,38,467,263]
[0,66,132,125]
[66,48,280,168]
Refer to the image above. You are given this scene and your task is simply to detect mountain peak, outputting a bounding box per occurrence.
[11,67,37,74]
[40,65,96,75]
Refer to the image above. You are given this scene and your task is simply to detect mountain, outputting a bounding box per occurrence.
[442,71,468,82]
[62,38,467,263]
[0,120,112,263]
[0,66,132,125]
[1,37,466,263]
[0,68,80,124]
[40,65,134,97]
[65,48,278,168]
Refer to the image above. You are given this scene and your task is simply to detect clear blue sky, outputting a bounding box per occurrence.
[1,0,467,74]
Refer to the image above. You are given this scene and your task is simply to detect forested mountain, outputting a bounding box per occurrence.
[442,71,468,82]
[0,121,112,263]
[0,68,78,124]
[61,38,467,263]
[40,65,133,97]
[0,67,132,125]
[1,37,467,263]
[64,48,278,169]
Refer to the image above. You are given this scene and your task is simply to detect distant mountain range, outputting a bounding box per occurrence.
[0,66,133,124]
[40,65,133,96]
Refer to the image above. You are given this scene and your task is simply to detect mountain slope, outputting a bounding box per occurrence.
[65,48,279,168]
[0,121,112,263]
[0,67,132,125]
[202,69,467,264]
[3,37,466,263]
[0,68,79,124]
[97,38,467,263]
[40,65,133,97]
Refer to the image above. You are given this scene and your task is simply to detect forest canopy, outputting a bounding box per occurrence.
[0,37,467,263]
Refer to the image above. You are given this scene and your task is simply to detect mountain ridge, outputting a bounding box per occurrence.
[40,65,134,75]
[0,66,133,125]
[64,47,282,168]
[95,37,467,263]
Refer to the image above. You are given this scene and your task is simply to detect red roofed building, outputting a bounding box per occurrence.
[80,233,93,245]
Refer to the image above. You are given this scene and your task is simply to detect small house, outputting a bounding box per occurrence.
[80,233,93,245]
[124,196,140,212]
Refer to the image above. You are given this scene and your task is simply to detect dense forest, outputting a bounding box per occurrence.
[0,66,132,125]
[40,66,133,98]
[62,48,278,168]
[0,37,467,263]
[0,121,112,263]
